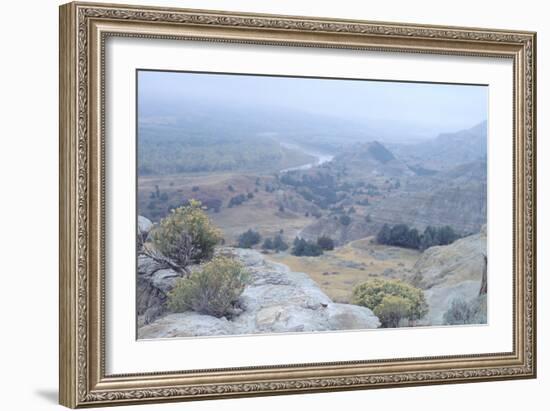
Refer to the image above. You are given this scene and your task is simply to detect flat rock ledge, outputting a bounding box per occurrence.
[138,248,380,338]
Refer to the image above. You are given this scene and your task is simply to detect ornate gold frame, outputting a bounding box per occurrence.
[59,1,537,408]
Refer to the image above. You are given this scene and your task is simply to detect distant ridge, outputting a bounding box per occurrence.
[390,121,487,172]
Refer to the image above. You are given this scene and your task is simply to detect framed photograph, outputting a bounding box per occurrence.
[59,2,537,408]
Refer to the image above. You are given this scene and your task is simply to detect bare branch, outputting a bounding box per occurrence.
[141,231,198,276]
[136,227,148,254]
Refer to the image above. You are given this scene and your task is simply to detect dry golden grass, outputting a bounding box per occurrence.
[138,172,260,207]
[268,237,420,303]
[209,202,312,244]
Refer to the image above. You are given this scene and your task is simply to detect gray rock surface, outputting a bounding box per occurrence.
[423,281,481,325]
[136,255,182,327]
[413,226,487,325]
[138,215,154,234]
[138,248,380,338]
[413,227,486,290]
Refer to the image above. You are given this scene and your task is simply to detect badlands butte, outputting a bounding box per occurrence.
[137,120,488,337]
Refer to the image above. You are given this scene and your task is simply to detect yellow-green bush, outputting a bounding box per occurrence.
[352,278,428,327]
[149,200,222,264]
[167,256,250,318]
[373,295,411,328]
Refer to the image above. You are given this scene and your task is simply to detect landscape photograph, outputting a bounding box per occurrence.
[135,70,488,339]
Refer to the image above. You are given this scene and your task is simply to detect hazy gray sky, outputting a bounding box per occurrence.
[138,70,487,140]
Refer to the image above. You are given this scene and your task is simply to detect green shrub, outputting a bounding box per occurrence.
[374,295,411,328]
[228,193,247,207]
[352,278,428,327]
[317,235,335,251]
[149,200,222,264]
[261,235,289,252]
[376,223,392,244]
[292,237,323,256]
[262,238,274,250]
[238,229,261,248]
[272,235,289,252]
[419,225,460,250]
[339,215,352,226]
[167,256,249,318]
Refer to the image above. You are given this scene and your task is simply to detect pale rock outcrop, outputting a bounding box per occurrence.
[136,216,186,326]
[413,225,487,325]
[138,215,154,234]
[138,248,380,338]
[423,281,481,325]
[137,255,182,327]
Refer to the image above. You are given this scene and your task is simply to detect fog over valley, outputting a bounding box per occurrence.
[136,70,489,337]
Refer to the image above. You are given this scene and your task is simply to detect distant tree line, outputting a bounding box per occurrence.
[138,127,312,175]
[291,238,323,256]
[228,192,254,208]
[291,235,335,256]
[236,230,336,256]
[376,223,461,250]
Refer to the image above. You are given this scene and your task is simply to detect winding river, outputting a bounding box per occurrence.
[279,142,334,173]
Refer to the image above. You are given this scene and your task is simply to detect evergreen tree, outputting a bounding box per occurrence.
[406,228,421,249]
[420,226,437,250]
[272,234,289,251]
[436,225,458,245]
[317,235,335,251]
[390,224,410,247]
[377,224,392,244]
[262,238,274,250]
[292,237,323,256]
[238,229,261,248]
[339,215,352,226]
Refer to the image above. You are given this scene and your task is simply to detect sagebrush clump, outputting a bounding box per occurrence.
[167,256,250,318]
[443,295,487,325]
[352,278,428,327]
[373,295,411,328]
[148,199,222,265]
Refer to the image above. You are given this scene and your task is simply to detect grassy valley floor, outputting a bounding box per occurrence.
[267,237,420,303]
